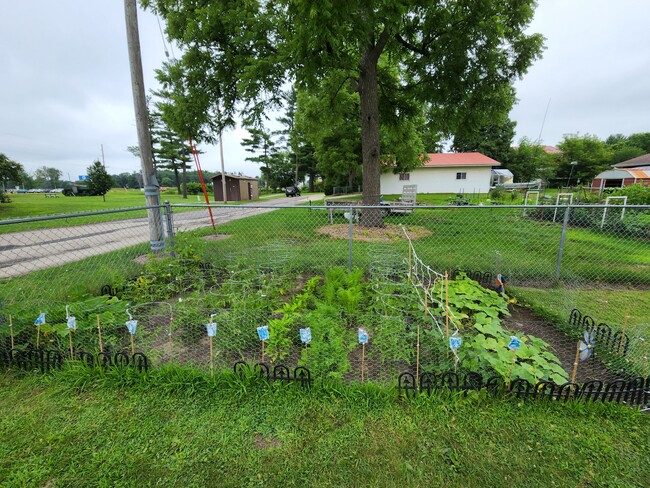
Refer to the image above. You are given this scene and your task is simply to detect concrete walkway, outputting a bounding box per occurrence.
[0,194,323,279]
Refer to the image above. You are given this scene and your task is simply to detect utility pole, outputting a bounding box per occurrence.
[124,0,165,253]
[219,131,227,203]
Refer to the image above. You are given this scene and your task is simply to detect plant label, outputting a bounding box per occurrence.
[34,313,46,326]
[67,316,77,330]
[300,328,311,344]
[358,328,369,344]
[206,323,217,337]
[126,320,138,335]
[508,336,521,351]
[449,336,462,351]
[257,326,269,341]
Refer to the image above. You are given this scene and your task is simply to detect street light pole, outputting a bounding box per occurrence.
[124,0,165,253]
[567,160,578,188]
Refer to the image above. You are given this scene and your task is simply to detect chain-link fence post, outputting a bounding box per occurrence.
[348,208,355,271]
[555,205,571,280]
[164,200,175,253]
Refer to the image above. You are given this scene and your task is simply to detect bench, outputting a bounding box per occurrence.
[44,192,58,198]
[382,184,417,214]
[324,200,362,223]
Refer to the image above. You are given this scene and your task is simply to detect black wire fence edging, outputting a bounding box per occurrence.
[397,371,650,407]
[0,347,150,373]
[233,360,313,389]
[569,308,630,356]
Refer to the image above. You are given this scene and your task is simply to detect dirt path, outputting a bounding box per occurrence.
[505,305,617,383]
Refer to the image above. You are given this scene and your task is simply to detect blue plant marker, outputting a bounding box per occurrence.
[67,316,77,330]
[358,328,369,344]
[508,336,521,351]
[579,330,596,361]
[257,325,269,341]
[34,313,46,326]
[126,319,138,335]
[206,323,217,337]
[449,336,462,351]
[300,327,312,344]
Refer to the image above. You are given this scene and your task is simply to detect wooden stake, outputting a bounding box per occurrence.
[69,329,74,360]
[408,244,412,280]
[9,315,14,350]
[261,340,265,363]
[130,334,135,355]
[169,312,174,359]
[507,349,516,386]
[415,323,421,386]
[444,273,449,338]
[618,304,631,355]
[361,343,365,383]
[570,341,581,383]
[209,336,214,377]
[96,315,103,353]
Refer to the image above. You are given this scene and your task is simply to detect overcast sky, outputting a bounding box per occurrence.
[1,1,649,183]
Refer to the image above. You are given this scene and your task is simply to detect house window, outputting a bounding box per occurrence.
[456,172,467,180]
[399,173,410,181]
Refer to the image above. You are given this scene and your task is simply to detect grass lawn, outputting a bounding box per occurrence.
[0,368,648,487]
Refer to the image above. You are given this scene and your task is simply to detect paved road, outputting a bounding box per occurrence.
[0,194,323,279]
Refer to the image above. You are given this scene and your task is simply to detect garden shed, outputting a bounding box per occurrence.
[380,152,501,195]
[591,168,650,190]
[211,174,259,202]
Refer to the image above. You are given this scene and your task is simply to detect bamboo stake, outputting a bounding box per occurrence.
[415,323,421,386]
[169,311,174,359]
[444,272,449,340]
[96,315,103,353]
[641,338,646,377]
[69,329,74,360]
[361,343,366,383]
[570,341,581,383]
[507,349,516,386]
[36,311,42,349]
[9,315,14,350]
[209,335,214,377]
[618,304,631,355]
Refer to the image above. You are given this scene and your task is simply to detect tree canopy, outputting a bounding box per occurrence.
[87,161,113,201]
[144,0,544,223]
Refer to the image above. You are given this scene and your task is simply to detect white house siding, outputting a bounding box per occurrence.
[380,167,493,195]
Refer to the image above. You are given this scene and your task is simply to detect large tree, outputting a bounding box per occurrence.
[0,153,24,192]
[452,119,517,163]
[145,0,544,224]
[556,134,613,186]
[87,160,114,201]
[33,166,63,189]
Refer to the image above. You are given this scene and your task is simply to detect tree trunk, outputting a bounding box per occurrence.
[181,164,188,199]
[173,162,181,194]
[358,47,383,227]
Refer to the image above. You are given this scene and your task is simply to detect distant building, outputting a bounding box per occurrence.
[211,174,259,201]
[591,153,650,190]
[380,152,500,194]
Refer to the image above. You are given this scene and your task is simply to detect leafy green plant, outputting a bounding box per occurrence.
[299,305,354,380]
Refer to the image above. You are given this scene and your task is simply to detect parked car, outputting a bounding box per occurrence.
[285,186,301,197]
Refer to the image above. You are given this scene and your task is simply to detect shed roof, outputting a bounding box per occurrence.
[613,153,650,168]
[594,168,650,180]
[422,152,501,167]
[210,174,258,181]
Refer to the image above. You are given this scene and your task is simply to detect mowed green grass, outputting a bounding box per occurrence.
[0,368,649,488]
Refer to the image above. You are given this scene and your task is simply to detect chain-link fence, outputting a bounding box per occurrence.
[1,201,649,403]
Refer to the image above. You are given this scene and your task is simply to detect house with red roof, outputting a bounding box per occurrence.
[380,152,501,195]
